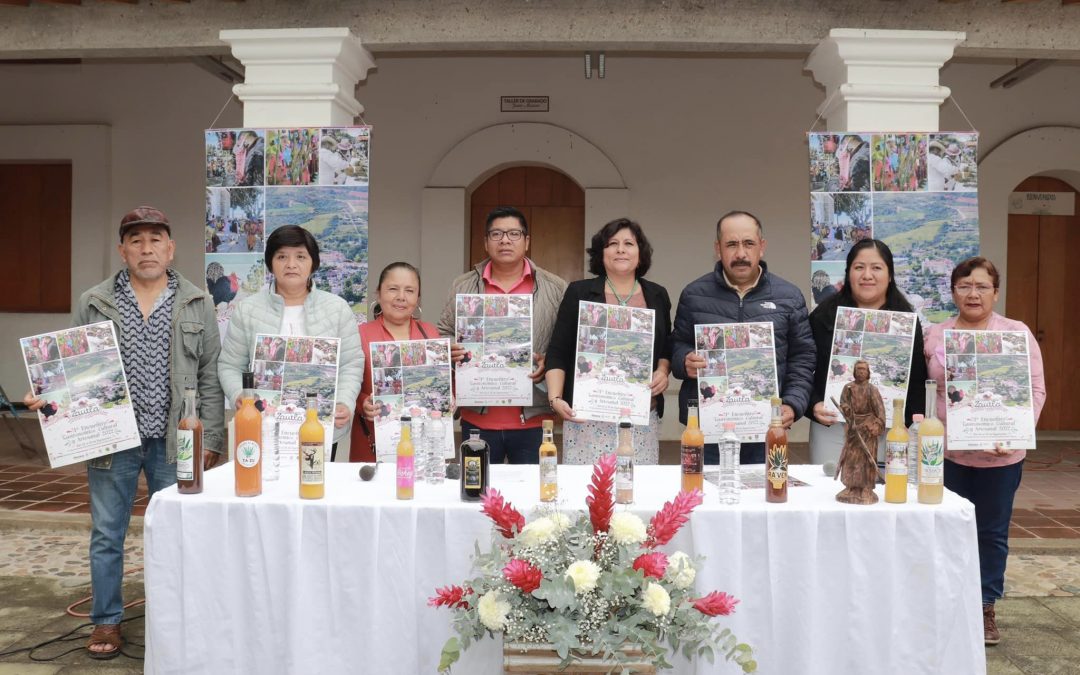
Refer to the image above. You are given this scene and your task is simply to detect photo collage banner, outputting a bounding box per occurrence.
[204,126,371,336]
[693,322,779,443]
[369,338,454,462]
[453,293,534,407]
[572,301,656,425]
[808,132,979,323]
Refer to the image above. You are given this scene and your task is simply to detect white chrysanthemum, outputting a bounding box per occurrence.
[564,560,601,594]
[666,551,696,589]
[477,591,511,631]
[641,582,671,616]
[518,516,557,546]
[550,512,573,532]
[609,512,647,545]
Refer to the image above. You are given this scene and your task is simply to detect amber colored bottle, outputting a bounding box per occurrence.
[299,392,325,500]
[234,371,263,497]
[176,386,203,494]
[884,398,909,504]
[681,399,704,493]
[615,409,634,504]
[538,419,557,502]
[765,396,788,503]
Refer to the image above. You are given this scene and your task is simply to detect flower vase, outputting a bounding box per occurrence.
[503,641,656,674]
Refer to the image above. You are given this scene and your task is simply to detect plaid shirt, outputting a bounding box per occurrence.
[114,269,177,439]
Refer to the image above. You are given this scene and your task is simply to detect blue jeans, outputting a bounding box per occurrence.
[460,420,542,464]
[944,459,1024,605]
[704,442,765,465]
[87,438,174,625]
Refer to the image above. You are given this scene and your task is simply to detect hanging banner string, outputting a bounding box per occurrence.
[947,95,978,133]
[807,86,841,133]
[208,93,238,130]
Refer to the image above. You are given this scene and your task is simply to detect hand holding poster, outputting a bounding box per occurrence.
[21,322,141,468]
[944,329,1036,450]
[824,307,918,427]
[572,301,655,425]
[251,334,340,462]
[369,338,454,462]
[453,294,534,406]
[693,322,779,442]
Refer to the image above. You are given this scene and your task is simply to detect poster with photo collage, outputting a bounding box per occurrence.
[369,338,454,462]
[572,301,655,425]
[693,322,779,443]
[454,293,534,407]
[809,132,979,324]
[205,126,371,341]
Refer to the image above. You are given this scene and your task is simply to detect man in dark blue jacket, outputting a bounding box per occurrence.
[671,210,815,464]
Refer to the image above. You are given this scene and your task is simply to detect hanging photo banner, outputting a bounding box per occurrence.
[205,126,371,339]
[943,329,1036,450]
[453,294,534,407]
[20,322,141,468]
[369,338,454,462]
[571,301,655,425]
[693,322,779,443]
[808,132,979,323]
[823,307,918,427]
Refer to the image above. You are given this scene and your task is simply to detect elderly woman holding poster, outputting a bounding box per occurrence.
[807,239,927,465]
[544,218,672,464]
[923,257,1045,646]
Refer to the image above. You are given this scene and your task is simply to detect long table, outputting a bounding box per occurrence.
[144,463,985,674]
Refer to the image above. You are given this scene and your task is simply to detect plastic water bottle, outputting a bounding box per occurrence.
[718,421,741,504]
[261,413,279,481]
[426,411,447,484]
[907,414,923,485]
[412,409,428,482]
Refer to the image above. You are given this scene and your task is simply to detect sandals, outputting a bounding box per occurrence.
[87,623,123,660]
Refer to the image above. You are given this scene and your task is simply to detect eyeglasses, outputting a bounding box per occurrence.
[486,229,525,242]
[954,284,996,295]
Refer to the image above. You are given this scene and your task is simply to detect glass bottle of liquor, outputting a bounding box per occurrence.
[906,414,923,486]
[539,419,557,502]
[681,399,704,493]
[765,396,788,503]
[298,392,325,500]
[918,380,945,505]
[884,398,908,504]
[396,414,415,500]
[177,385,203,494]
[615,409,634,504]
[234,371,262,498]
[460,429,490,502]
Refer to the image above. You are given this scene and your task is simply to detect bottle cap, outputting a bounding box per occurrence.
[913,414,924,422]
[306,391,318,399]
[242,371,255,389]
[688,398,699,407]
[431,411,442,419]
[400,414,411,422]
[542,419,553,431]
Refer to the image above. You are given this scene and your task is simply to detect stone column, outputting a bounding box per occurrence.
[804,29,965,132]
[219,27,375,127]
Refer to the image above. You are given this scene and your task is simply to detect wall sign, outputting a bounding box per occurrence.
[501,96,549,112]
[1008,192,1075,216]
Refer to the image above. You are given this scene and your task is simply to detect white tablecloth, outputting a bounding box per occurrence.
[144,463,985,675]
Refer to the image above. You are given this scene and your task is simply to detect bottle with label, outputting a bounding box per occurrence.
[718,421,740,505]
[261,403,279,482]
[426,411,447,485]
[884,398,908,504]
[918,380,945,505]
[681,399,704,493]
[176,385,203,494]
[460,429,490,502]
[765,396,788,503]
[234,371,262,498]
[906,414,923,486]
[299,392,325,499]
[539,419,558,502]
[396,414,415,500]
[615,409,634,504]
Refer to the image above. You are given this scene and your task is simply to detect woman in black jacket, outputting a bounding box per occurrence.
[808,238,927,467]
[545,218,672,464]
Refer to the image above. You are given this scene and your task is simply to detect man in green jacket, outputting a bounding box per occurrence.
[25,207,224,659]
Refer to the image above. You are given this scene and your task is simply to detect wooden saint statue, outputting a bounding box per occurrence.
[830,359,885,505]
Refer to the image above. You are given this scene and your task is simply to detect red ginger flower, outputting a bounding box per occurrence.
[646,489,703,548]
[632,551,669,579]
[428,584,471,609]
[691,591,739,616]
[503,558,543,594]
[586,453,617,534]
[481,488,525,539]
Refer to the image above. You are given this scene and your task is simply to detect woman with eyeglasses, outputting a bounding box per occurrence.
[923,256,1046,646]
[544,218,672,464]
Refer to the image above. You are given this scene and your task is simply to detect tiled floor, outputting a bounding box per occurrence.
[0,464,148,516]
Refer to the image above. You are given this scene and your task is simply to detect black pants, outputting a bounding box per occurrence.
[460,420,542,464]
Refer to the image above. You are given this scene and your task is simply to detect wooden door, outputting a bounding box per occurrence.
[1006,176,1080,430]
[469,166,585,283]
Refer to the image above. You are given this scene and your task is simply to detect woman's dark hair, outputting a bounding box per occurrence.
[817,238,912,317]
[265,225,320,290]
[372,262,421,318]
[586,218,654,278]
[950,256,1000,289]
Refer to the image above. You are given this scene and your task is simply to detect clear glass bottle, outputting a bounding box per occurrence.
[918,381,945,505]
[177,386,203,495]
[412,408,428,483]
[718,421,740,505]
[615,410,634,505]
[261,405,279,482]
[906,414,923,486]
[426,411,447,485]
[539,419,558,502]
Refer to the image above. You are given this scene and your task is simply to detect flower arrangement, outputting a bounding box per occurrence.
[429,454,755,673]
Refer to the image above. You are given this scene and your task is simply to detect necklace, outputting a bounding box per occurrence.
[605,276,639,307]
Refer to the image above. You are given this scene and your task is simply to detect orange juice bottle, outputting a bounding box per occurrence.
[299,392,325,499]
[884,398,908,504]
[234,371,262,497]
[681,399,704,493]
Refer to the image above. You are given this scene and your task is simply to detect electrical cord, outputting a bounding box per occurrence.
[0,613,144,662]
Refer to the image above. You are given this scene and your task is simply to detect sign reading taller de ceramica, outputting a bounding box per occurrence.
[203,126,371,336]
[808,132,980,324]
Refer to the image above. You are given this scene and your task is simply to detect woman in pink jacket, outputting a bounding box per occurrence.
[924,257,1046,647]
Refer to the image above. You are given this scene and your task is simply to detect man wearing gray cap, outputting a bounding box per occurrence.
[25,206,224,658]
